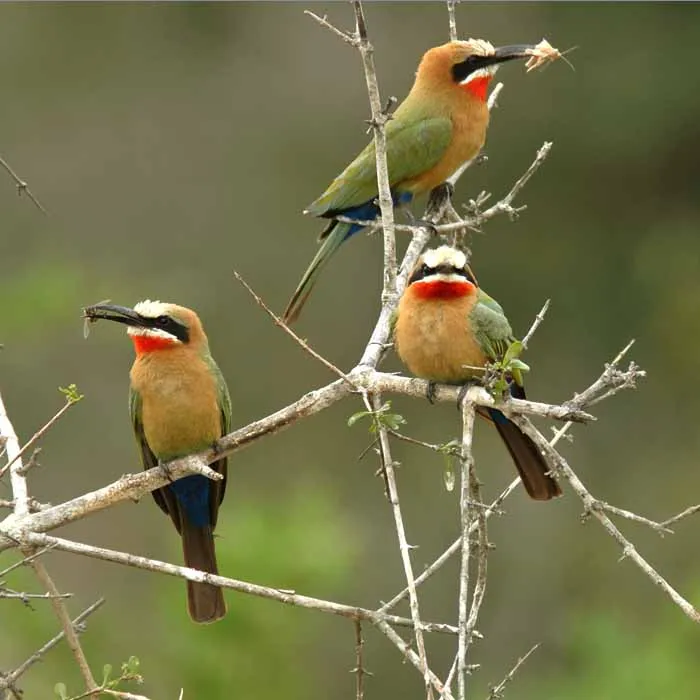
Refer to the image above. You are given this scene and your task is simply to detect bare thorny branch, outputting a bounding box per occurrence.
[2,3,697,699]
[0,152,46,214]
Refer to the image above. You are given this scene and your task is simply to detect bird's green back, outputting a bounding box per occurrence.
[306,115,452,216]
[469,289,516,362]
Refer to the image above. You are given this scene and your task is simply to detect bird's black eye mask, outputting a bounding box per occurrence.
[451,54,497,83]
[152,315,190,344]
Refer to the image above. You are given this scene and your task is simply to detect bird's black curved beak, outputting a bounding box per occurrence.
[83,303,147,328]
[488,44,540,66]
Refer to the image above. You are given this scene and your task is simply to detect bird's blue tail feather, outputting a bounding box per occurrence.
[169,475,211,528]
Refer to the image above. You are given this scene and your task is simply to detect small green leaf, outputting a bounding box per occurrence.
[443,456,456,492]
[349,401,406,433]
[54,682,68,700]
[58,384,84,404]
[124,656,140,675]
[102,663,113,685]
[502,340,524,366]
[508,358,530,373]
[347,410,371,428]
[382,412,406,431]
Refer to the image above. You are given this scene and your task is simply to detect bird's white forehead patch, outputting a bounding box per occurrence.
[461,38,496,57]
[133,299,170,318]
[422,246,467,270]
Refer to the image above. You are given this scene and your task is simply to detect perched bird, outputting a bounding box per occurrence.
[284,39,548,323]
[394,246,561,500]
[84,300,231,622]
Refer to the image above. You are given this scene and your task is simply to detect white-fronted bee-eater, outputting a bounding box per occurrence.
[284,39,554,323]
[394,247,561,500]
[84,300,231,622]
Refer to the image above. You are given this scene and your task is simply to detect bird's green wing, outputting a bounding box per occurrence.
[306,116,452,216]
[203,353,231,523]
[129,387,178,527]
[469,288,516,362]
[389,307,399,339]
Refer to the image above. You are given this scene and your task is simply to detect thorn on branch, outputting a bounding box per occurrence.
[0,154,47,214]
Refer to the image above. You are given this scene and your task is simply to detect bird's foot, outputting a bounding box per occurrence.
[211,438,224,458]
[404,208,440,235]
[424,182,455,223]
[159,462,174,483]
[426,381,438,404]
[428,181,455,207]
[457,379,481,409]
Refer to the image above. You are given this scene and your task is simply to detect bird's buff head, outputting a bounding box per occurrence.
[82,300,207,354]
[416,39,558,102]
[407,246,476,301]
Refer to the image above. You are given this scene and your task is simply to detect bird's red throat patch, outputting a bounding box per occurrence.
[412,280,475,300]
[461,75,491,102]
[130,335,178,355]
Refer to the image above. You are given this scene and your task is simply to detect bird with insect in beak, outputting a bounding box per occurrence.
[83,300,232,623]
[283,38,561,323]
[394,246,561,500]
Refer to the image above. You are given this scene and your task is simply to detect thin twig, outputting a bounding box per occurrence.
[380,421,576,614]
[446,0,458,41]
[512,413,700,624]
[352,2,398,300]
[660,504,700,529]
[440,654,459,700]
[457,390,477,700]
[29,558,98,693]
[304,10,357,46]
[351,619,367,700]
[0,589,72,600]
[374,619,455,700]
[486,644,540,699]
[520,299,550,349]
[0,153,46,213]
[0,598,105,689]
[365,393,433,699]
[464,469,488,655]
[591,500,673,535]
[0,399,78,480]
[233,270,357,388]
[0,392,29,516]
[487,82,504,111]
[0,544,56,578]
[19,531,459,635]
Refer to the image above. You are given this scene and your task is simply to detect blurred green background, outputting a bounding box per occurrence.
[1,2,699,698]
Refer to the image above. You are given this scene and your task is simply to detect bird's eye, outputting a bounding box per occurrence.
[421,264,432,276]
[156,315,170,326]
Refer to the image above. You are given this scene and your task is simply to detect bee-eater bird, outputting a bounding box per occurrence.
[394,246,561,500]
[284,38,549,323]
[84,300,232,622]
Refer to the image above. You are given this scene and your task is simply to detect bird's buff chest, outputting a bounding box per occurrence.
[130,351,221,459]
[395,293,487,384]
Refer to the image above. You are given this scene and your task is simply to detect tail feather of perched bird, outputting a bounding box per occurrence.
[284,220,354,324]
[485,412,558,501]
[285,38,558,322]
[84,300,232,623]
[181,518,225,622]
[394,245,561,501]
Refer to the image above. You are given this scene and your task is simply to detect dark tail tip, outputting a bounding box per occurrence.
[187,581,227,624]
[283,220,351,324]
[489,408,562,501]
[181,522,227,623]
